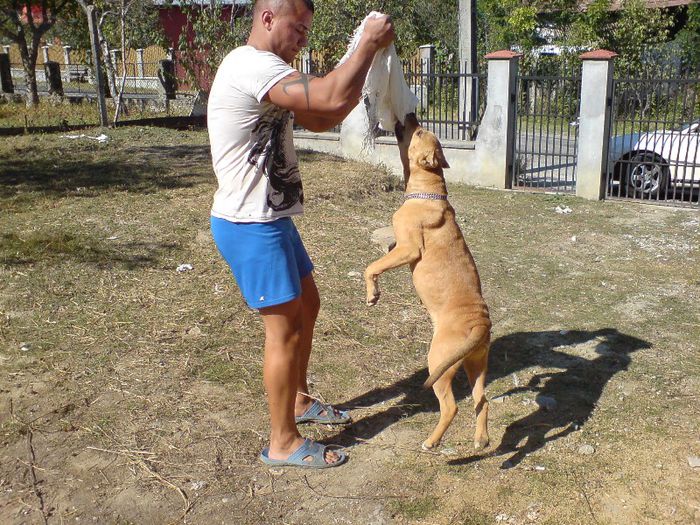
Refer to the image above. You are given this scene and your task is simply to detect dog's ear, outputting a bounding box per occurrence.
[418,151,437,170]
[419,149,450,170]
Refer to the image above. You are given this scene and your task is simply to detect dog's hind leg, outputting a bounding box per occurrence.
[422,332,463,450]
[422,364,460,450]
[463,345,490,450]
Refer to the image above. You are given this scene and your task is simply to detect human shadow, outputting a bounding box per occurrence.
[328,328,650,466]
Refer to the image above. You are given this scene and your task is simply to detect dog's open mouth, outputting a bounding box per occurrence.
[395,113,419,142]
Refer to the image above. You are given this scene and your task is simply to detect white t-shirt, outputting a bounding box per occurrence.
[208,46,303,222]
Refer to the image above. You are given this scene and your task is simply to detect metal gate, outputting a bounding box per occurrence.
[511,61,581,192]
[604,72,700,209]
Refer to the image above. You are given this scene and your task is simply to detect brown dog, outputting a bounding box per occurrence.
[364,114,491,451]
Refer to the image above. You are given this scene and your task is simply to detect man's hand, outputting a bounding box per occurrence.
[361,15,395,51]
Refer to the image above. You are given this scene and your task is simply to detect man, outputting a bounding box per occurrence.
[207,0,394,468]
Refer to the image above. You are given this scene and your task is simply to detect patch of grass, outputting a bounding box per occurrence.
[388,496,437,520]
[0,126,698,525]
[0,231,106,265]
[0,98,189,129]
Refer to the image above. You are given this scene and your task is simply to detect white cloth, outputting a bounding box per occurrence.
[338,12,418,140]
[207,46,303,223]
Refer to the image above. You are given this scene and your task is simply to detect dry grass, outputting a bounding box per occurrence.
[0,99,189,129]
[0,127,699,525]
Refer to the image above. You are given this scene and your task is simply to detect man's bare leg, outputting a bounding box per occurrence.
[294,273,320,416]
[260,295,339,463]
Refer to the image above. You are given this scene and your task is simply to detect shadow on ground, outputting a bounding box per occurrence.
[0,144,210,199]
[329,328,650,467]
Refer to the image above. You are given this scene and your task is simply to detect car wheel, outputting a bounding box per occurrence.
[624,152,669,198]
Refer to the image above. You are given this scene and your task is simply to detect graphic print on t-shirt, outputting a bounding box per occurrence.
[248,107,303,212]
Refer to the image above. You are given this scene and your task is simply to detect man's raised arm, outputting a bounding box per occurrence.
[265,15,394,132]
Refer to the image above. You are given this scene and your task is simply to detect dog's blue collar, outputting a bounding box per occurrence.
[404,192,448,201]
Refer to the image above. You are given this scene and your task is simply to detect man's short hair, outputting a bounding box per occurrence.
[254,0,315,15]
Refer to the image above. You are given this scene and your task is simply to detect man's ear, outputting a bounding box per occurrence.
[261,9,274,29]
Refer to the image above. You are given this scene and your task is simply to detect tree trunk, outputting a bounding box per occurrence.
[17,33,39,107]
[96,21,117,99]
[113,0,130,123]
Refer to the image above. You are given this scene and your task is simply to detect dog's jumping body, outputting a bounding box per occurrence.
[365,114,491,450]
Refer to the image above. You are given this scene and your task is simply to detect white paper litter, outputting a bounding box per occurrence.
[555,205,573,214]
[60,133,109,143]
[176,263,194,273]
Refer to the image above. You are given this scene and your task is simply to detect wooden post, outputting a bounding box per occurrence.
[44,61,64,96]
[158,59,177,100]
[0,53,14,94]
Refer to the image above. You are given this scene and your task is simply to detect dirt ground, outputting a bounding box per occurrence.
[0,127,699,524]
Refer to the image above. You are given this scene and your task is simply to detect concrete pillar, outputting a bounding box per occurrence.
[42,45,50,63]
[136,48,145,78]
[474,50,521,188]
[110,49,120,68]
[62,46,72,82]
[44,61,64,96]
[419,44,435,87]
[576,50,617,200]
[0,53,14,93]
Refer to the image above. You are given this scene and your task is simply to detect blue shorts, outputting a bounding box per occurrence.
[210,216,314,309]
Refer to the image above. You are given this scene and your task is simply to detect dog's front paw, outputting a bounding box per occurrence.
[366,290,380,306]
[421,440,439,451]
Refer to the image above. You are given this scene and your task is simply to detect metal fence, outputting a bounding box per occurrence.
[512,59,582,193]
[295,56,486,140]
[3,43,168,100]
[403,58,486,141]
[605,71,699,208]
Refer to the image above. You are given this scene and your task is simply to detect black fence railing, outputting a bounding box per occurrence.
[293,57,486,141]
[605,73,700,208]
[512,60,582,193]
[7,60,166,98]
[404,59,486,141]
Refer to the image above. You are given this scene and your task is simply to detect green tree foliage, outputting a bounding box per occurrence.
[177,1,251,90]
[48,0,164,51]
[610,0,672,75]
[0,0,73,106]
[307,0,458,68]
[674,3,700,71]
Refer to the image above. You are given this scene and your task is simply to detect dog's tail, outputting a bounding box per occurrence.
[423,324,490,389]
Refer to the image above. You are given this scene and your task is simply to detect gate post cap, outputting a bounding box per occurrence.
[484,50,523,60]
[579,49,618,60]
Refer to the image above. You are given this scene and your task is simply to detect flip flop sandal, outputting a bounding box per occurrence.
[295,400,351,424]
[259,438,347,469]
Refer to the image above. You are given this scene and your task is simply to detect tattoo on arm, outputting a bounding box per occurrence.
[281,73,314,110]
